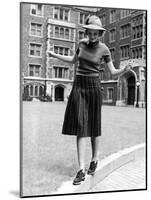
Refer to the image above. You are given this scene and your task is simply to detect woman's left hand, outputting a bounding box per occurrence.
[124,64,132,72]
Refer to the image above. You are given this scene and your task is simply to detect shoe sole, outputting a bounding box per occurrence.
[87,170,96,175]
[73,178,85,185]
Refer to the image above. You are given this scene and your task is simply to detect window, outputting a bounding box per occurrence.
[100,70,104,80]
[132,15,143,39]
[108,88,114,100]
[110,48,115,60]
[31,4,43,17]
[53,66,69,79]
[53,7,69,21]
[35,86,38,96]
[99,14,106,26]
[120,45,130,59]
[109,29,116,42]
[29,43,42,57]
[79,13,89,24]
[64,10,69,21]
[65,29,69,39]
[59,47,63,55]
[54,7,59,19]
[132,47,142,59]
[30,85,33,96]
[30,23,42,36]
[54,46,70,56]
[120,24,130,38]
[60,27,64,38]
[29,64,41,77]
[64,48,69,56]
[60,8,64,20]
[109,10,116,23]
[79,31,85,40]
[55,27,59,37]
[120,9,132,19]
[132,25,143,39]
[53,26,71,40]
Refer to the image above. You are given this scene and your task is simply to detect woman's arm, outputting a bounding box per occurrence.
[48,50,76,63]
[106,61,131,76]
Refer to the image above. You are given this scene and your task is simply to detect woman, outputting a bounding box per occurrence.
[48,15,131,185]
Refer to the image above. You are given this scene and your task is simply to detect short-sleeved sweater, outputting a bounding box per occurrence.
[76,38,112,77]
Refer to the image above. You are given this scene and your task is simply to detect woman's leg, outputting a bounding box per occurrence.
[87,136,101,175]
[73,136,86,185]
[90,136,101,161]
[76,136,86,170]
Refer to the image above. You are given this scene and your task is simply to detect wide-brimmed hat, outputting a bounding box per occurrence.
[83,15,106,31]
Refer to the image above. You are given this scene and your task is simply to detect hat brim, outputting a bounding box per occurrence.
[83,24,106,31]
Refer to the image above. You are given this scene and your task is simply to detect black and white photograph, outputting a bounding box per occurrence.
[20,1,147,198]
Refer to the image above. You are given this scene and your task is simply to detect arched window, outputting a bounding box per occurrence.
[30,85,33,96]
[35,85,38,96]
[55,27,59,37]
[39,86,43,96]
[65,29,69,39]
[60,27,64,38]
[100,70,104,80]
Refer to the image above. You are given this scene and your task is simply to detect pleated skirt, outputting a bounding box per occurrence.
[62,75,102,137]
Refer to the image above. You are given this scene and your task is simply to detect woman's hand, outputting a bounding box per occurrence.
[47,50,75,63]
[124,64,132,72]
[48,50,55,57]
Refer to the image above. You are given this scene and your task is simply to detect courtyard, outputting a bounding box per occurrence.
[21,102,146,197]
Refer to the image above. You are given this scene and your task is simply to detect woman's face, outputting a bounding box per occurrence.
[87,29,100,43]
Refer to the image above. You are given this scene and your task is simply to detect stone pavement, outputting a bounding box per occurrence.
[90,153,146,192]
[54,143,146,195]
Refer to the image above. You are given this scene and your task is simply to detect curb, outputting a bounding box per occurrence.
[53,143,145,194]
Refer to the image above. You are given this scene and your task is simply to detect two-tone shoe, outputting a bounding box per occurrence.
[73,169,85,185]
[87,161,98,175]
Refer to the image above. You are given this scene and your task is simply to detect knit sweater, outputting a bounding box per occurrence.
[76,38,112,77]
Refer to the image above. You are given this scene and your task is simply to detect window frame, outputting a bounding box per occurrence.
[120,23,131,39]
[28,63,41,77]
[109,28,116,42]
[120,9,132,19]
[53,7,70,21]
[30,4,44,17]
[53,65,69,79]
[109,9,116,24]
[100,69,104,80]
[53,45,70,56]
[79,12,89,25]
[120,44,130,59]
[29,42,42,57]
[29,21,43,37]
[53,25,71,41]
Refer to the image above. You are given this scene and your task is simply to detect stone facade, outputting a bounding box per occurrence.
[20,3,146,106]
[97,8,146,106]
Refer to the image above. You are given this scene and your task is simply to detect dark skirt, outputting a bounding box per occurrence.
[62,75,102,137]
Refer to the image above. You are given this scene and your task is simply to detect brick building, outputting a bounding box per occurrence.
[21,3,146,106]
[96,8,146,106]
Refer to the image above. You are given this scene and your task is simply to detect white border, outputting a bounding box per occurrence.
[0,1,150,200]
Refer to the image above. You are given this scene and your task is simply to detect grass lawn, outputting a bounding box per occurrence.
[22,102,146,196]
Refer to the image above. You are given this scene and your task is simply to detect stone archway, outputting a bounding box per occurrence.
[55,85,64,101]
[117,70,137,106]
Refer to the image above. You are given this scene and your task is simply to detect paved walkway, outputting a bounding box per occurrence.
[91,155,146,192]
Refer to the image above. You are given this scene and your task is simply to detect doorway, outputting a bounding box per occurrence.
[55,86,64,101]
[127,76,135,105]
